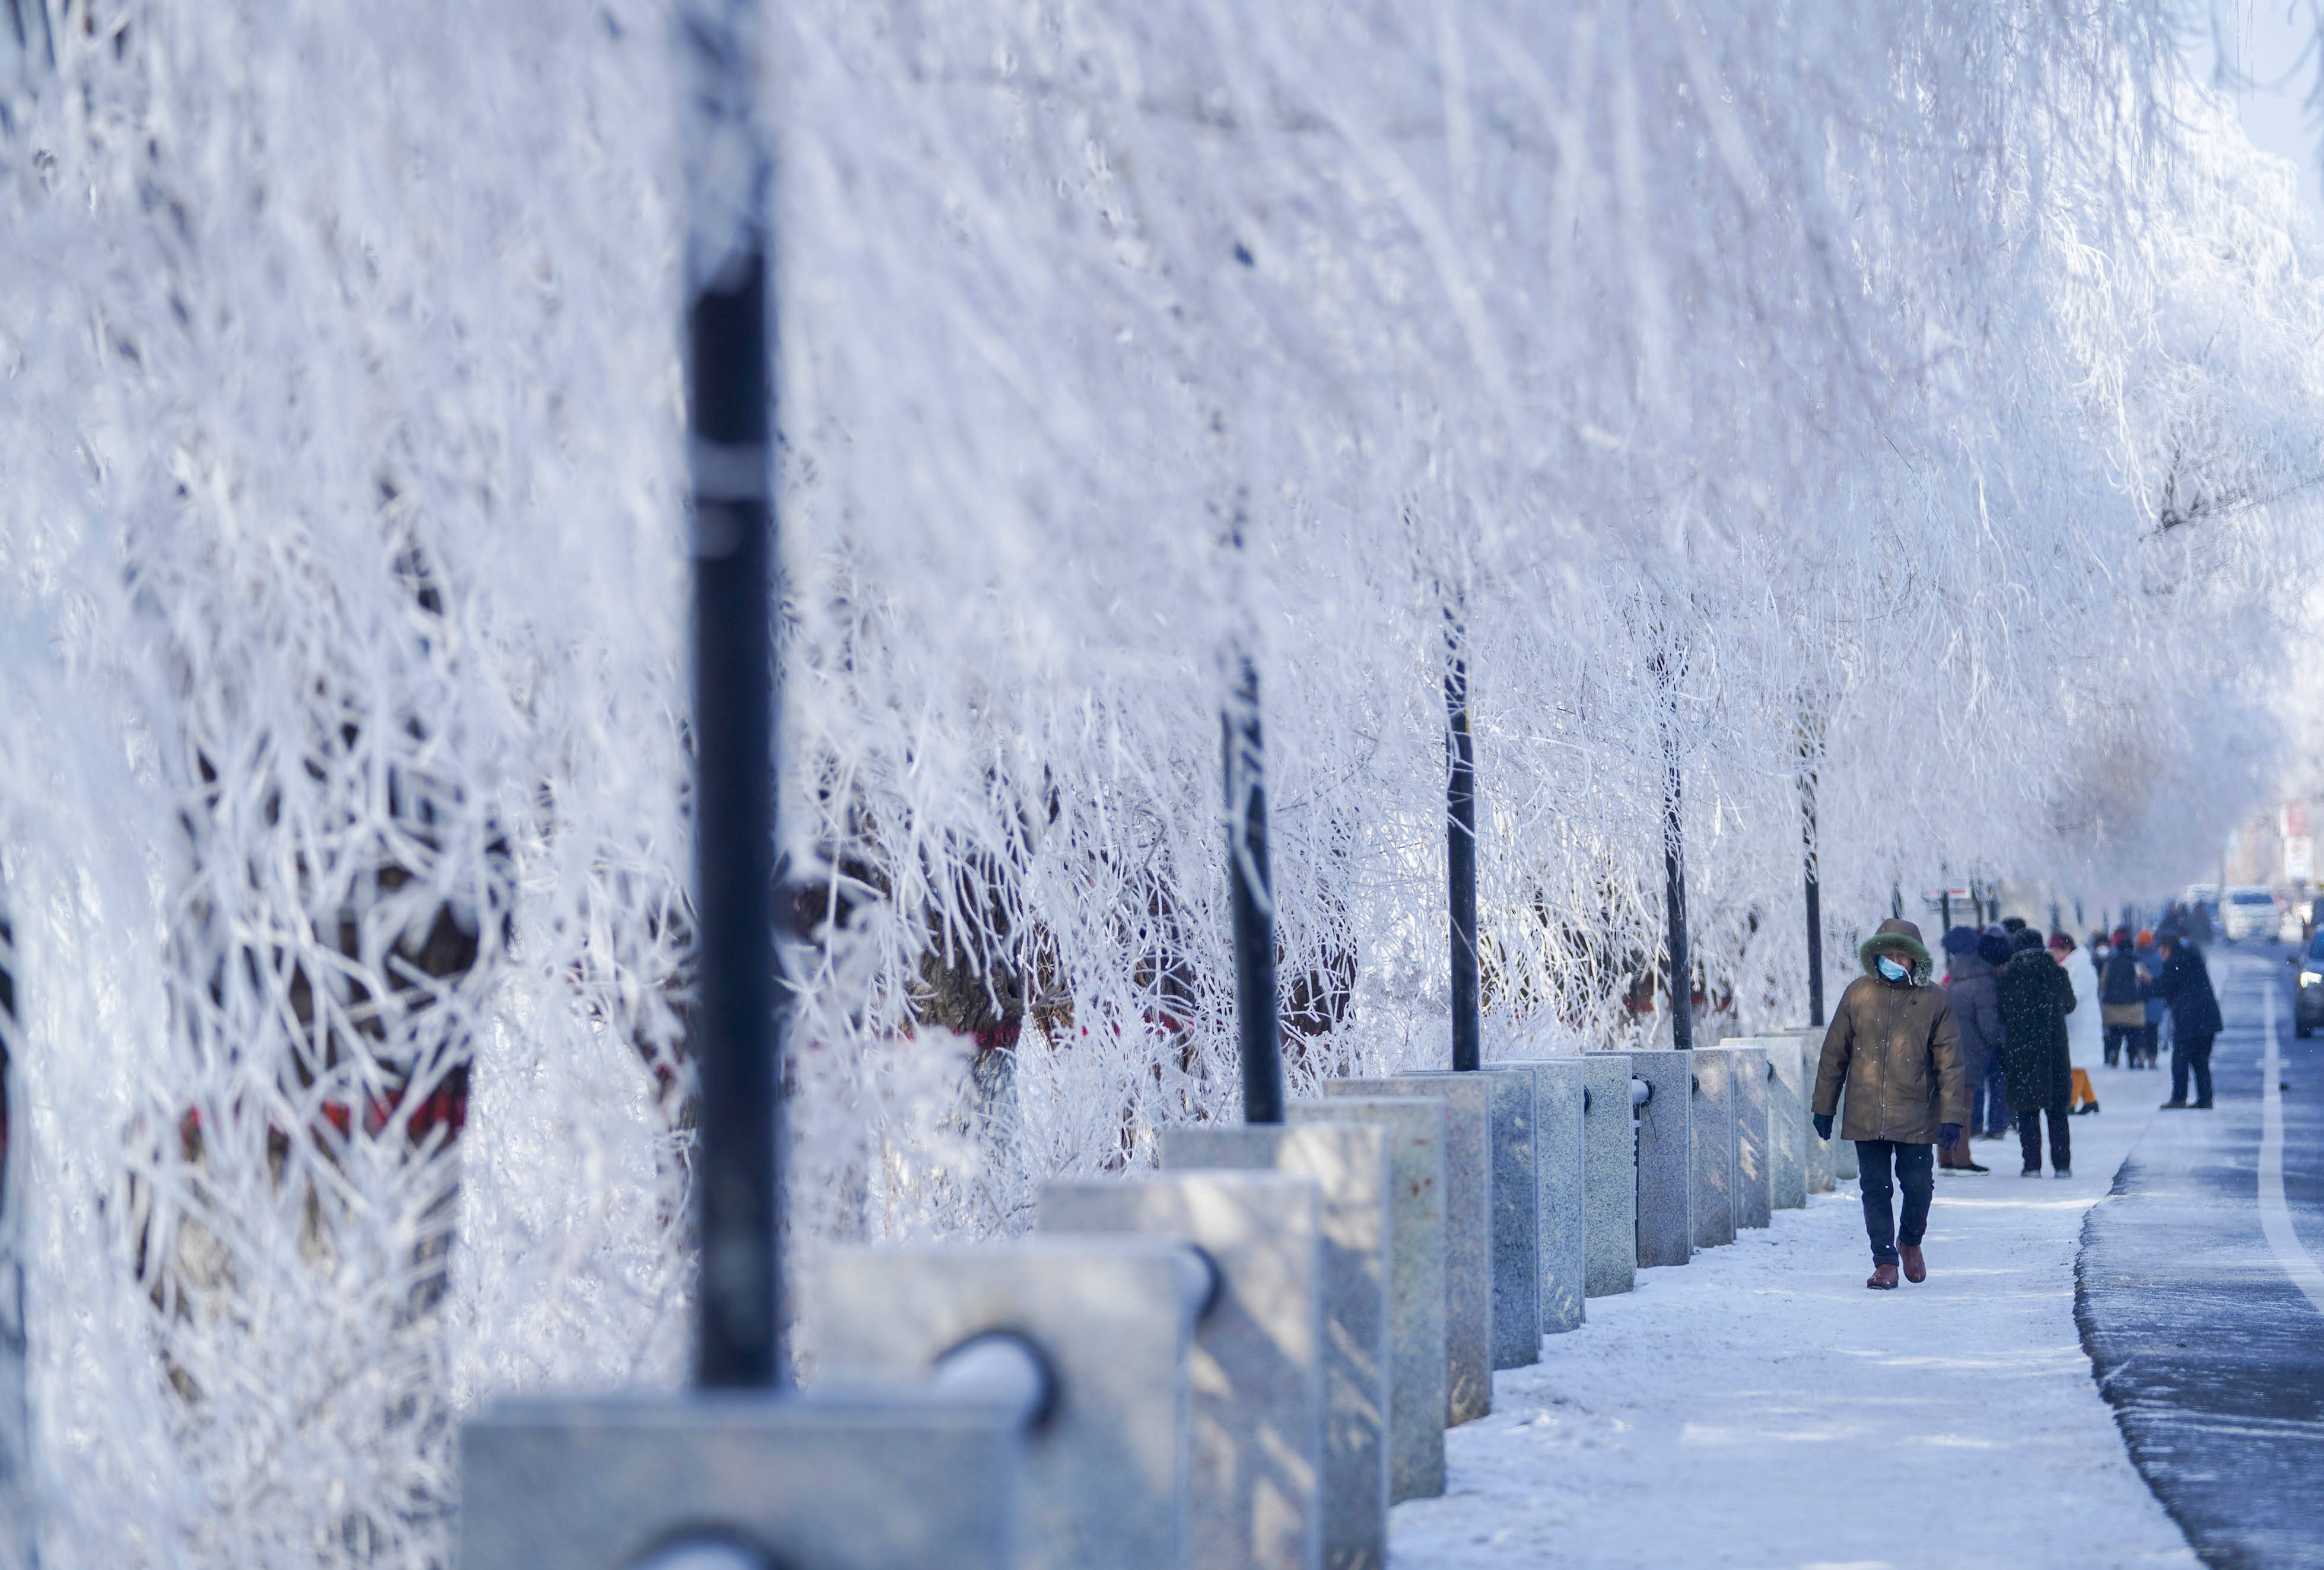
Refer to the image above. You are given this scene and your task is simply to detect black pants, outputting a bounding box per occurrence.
[1854,1140,1935,1265]
[2172,1031,2217,1105]
[2017,1103,2071,1173]
[2103,1023,2141,1067]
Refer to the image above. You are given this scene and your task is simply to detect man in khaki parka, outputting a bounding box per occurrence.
[1813,918,1970,1289]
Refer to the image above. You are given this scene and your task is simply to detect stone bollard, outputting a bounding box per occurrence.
[1319,1080,1491,1425]
[1401,1069,1543,1363]
[1687,1047,1737,1249]
[1286,1097,1448,1504]
[1039,1171,1326,1570]
[1728,1044,1772,1230]
[1757,1036,1808,1210]
[1161,1123,1391,1570]
[810,1238,1209,1570]
[1480,1059,1585,1331]
[462,1389,1029,1570]
[1783,1026,1840,1190]
[1579,1054,1637,1297]
[1624,1050,1694,1267]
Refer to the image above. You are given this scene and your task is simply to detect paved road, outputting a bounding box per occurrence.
[2078,942,2324,1569]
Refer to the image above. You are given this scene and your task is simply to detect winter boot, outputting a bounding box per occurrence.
[2160,1100,2188,1110]
[1867,1261,1900,1290]
[1899,1244,1927,1284]
[2053,1167,2072,1179]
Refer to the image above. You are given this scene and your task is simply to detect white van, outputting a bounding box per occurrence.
[2221,885,2279,942]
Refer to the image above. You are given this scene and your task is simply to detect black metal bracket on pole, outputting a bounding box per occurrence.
[1224,646,1283,1123]
[683,4,784,1393]
[1445,617,1480,1073]
[1801,760,1824,1028]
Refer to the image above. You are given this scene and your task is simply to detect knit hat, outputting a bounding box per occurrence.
[2010,926,2046,954]
[1976,932,2014,968]
[2047,931,2075,954]
[1983,923,2008,940]
[2112,926,2134,946]
[2136,928,2154,947]
[1941,925,1980,955]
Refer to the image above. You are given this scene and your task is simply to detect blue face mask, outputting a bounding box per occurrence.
[1877,955,1908,983]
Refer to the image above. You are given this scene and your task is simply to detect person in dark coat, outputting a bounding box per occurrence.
[2135,927,2166,1069]
[1995,925,2075,1176]
[1938,925,1998,1173]
[2144,929,2223,1108]
[1970,927,2017,1139]
[2100,926,2145,1068]
[1813,918,1968,1289]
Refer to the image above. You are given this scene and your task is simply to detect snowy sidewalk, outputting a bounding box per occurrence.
[1390,1062,2196,1570]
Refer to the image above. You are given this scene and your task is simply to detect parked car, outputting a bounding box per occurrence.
[2222,885,2280,942]
[2293,934,2324,1038]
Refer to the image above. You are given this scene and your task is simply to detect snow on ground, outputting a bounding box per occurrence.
[1389,1060,2196,1570]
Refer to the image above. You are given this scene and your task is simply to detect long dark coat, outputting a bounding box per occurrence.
[1995,950,2075,1110]
[2144,942,2224,1039]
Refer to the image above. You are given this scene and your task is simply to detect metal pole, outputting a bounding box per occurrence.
[1664,739,1692,1050]
[1801,764,1824,1028]
[1446,621,1480,1073]
[1224,649,1283,1123]
[683,1,783,1392]
[1941,890,1951,931]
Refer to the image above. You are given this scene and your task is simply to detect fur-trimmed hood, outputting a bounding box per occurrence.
[1859,918,1934,984]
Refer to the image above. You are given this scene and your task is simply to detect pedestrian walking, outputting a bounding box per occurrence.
[2144,928,2223,1109]
[1938,925,1998,1173]
[1995,926,2075,1177]
[2135,927,2164,1068]
[1970,926,2016,1139]
[2100,926,2144,1068]
[1811,918,1968,1290]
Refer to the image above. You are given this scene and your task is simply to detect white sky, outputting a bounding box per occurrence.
[2182,1,2324,238]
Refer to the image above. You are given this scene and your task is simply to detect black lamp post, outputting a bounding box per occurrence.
[1446,617,1480,1073]
[1224,644,1283,1123]
[682,2,784,1393]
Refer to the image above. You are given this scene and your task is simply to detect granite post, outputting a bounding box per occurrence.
[1579,1054,1637,1297]
[1286,1098,1448,1504]
[1161,1123,1391,1570]
[1477,1059,1586,1329]
[1040,1172,1326,1570]
[1687,1046,1736,1249]
[1401,1068,1543,1363]
[1319,1080,1489,1424]
[1624,1050,1694,1267]
[462,1391,1026,1570]
[1757,1035,1808,1210]
[810,1238,1207,1570]
[1728,1043,1772,1230]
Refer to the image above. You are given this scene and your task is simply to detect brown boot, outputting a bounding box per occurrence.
[1900,1244,1926,1284]
[1867,1261,1900,1290]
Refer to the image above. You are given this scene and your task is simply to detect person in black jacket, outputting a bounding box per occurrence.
[1995,926,2077,1177]
[2144,929,2224,1109]
[2099,926,2145,1068]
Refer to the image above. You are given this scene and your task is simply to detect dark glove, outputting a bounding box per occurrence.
[1813,1113,1833,1141]
[1938,1123,1962,1150]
